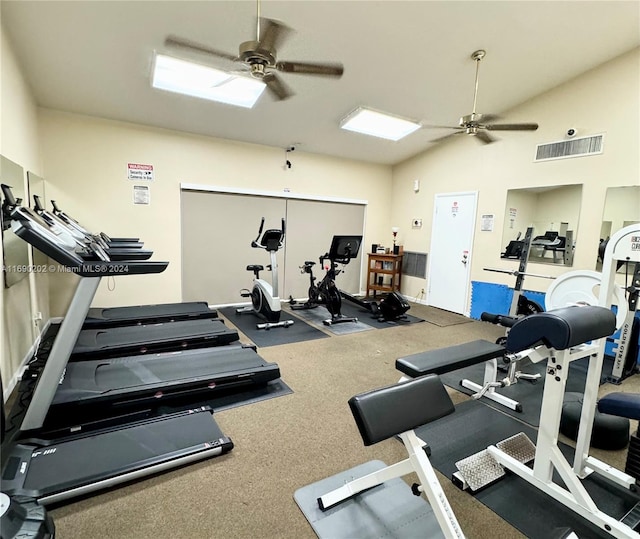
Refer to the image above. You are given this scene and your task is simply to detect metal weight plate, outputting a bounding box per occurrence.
[545,270,628,329]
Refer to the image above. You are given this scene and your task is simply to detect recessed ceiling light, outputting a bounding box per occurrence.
[340,107,421,141]
[152,54,266,108]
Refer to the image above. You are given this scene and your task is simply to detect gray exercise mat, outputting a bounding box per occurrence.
[218,306,329,346]
[414,399,640,539]
[294,460,445,539]
[287,304,374,335]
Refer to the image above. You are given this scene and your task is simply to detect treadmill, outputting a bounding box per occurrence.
[43,197,220,329]
[68,316,239,361]
[0,187,277,505]
[26,193,235,356]
[83,301,218,329]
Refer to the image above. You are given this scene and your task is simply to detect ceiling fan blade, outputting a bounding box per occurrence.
[477,113,500,123]
[263,72,294,100]
[258,18,293,52]
[276,61,344,77]
[474,131,495,144]
[429,130,465,144]
[485,123,539,131]
[165,35,238,63]
[420,122,461,130]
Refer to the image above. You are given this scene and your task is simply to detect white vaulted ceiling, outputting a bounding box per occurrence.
[2,1,639,165]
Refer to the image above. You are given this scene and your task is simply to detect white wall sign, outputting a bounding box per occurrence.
[133,185,150,205]
[481,214,494,231]
[127,163,154,181]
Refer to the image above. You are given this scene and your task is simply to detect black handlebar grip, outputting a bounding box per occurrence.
[33,194,44,211]
[1,184,17,206]
[480,312,501,324]
[281,217,286,236]
[481,312,518,327]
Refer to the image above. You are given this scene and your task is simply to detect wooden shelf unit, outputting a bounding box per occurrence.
[366,253,403,298]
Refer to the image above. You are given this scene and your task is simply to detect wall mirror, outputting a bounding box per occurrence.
[1,155,30,287]
[596,185,640,272]
[501,184,582,266]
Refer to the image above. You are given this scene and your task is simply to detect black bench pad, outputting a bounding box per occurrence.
[395,339,504,378]
[349,374,454,446]
[506,305,616,353]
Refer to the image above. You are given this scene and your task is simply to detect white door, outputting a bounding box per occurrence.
[427,191,478,314]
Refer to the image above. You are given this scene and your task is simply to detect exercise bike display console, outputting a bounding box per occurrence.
[236,218,294,330]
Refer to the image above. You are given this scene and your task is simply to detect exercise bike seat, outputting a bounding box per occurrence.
[303,261,315,266]
[246,264,264,272]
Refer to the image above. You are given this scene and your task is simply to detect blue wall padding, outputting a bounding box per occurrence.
[470,281,546,319]
[470,282,511,319]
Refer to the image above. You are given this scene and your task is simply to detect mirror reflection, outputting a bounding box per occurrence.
[501,184,582,266]
[597,185,640,271]
[1,155,30,287]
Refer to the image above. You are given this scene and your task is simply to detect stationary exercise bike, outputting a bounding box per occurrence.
[290,235,360,326]
[236,218,294,330]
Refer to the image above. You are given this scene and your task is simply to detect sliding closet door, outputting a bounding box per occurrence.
[284,199,365,300]
[181,190,286,304]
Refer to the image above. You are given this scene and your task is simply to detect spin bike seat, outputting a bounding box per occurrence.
[246,264,264,272]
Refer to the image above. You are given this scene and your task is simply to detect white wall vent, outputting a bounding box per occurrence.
[535,134,604,162]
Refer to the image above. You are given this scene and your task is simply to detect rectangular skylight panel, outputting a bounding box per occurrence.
[340,108,421,141]
[152,54,266,108]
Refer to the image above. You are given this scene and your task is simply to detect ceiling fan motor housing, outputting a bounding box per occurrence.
[239,40,276,74]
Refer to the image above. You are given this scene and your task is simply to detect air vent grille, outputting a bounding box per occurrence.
[402,251,427,278]
[535,134,604,162]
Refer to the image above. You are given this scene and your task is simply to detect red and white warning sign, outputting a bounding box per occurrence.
[127,163,154,181]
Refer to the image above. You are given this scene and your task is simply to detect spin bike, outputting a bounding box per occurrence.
[236,218,294,330]
[290,235,360,326]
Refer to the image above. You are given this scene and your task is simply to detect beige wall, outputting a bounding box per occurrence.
[39,111,393,314]
[1,27,44,392]
[3,33,638,389]
[392,47,640,303]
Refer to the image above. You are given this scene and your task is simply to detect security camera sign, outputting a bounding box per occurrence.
[127,163,154,181]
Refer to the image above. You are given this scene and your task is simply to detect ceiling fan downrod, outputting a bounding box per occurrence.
[470,49,486,118]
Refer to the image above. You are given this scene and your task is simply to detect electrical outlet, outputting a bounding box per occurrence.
[412,218,422,228]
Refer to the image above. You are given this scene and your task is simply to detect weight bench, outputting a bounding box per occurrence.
[317,374,465,538]
[396,338,546,413]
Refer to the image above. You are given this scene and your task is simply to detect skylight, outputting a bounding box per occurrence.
[340,108,421,141]
[152,54,266,109]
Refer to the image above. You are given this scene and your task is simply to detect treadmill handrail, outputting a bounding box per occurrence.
[14,216,167,276]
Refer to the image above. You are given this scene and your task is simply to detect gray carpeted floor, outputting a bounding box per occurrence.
[47,302,640,539]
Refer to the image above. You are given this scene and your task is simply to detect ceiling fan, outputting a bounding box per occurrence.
[425,50,539,144]
[164,0,344,101]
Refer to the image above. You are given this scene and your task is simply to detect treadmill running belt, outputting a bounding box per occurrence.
[71,318,238,360]
[49,345,281,422]
[3,408,232,505]
[83,301,217,329]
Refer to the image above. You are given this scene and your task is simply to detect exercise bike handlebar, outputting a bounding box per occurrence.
[252,217,266,247]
